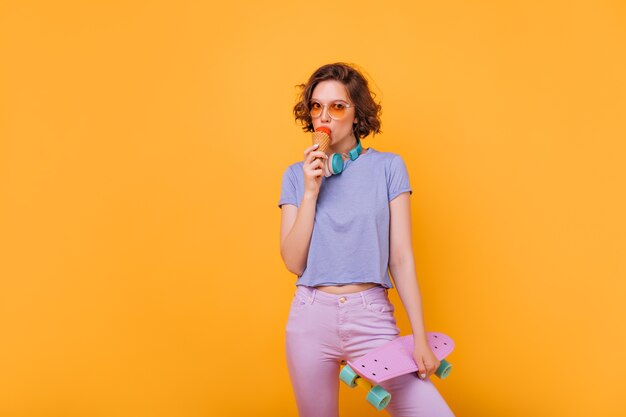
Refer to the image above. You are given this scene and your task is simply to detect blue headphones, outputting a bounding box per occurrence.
[324,137,363,177]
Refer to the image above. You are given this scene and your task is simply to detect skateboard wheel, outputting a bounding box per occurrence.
[435,359,452,379]
[339,365,359,388]
[366,385,391,410]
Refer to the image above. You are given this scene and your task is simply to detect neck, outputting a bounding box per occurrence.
[330,135,364,156]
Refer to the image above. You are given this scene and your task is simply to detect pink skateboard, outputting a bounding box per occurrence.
[339,332,455,410]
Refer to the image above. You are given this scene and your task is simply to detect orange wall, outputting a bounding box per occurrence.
[1,1,625,416]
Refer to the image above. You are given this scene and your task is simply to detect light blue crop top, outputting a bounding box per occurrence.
[278,147,412,289]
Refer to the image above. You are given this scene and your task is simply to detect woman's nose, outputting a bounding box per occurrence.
[320,105,331,122]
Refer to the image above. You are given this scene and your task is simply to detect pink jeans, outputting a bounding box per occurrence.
[285,285,455,417]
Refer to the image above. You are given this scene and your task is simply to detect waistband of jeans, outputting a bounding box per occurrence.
[294,284,389,305]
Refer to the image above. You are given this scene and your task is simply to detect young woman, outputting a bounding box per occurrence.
[278,62,455,417]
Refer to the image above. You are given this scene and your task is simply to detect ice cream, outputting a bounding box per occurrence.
[312,127,332,177]
[312,126,331,152]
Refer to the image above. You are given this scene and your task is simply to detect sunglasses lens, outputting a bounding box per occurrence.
[309,102,321,118]
[329,103,346,119]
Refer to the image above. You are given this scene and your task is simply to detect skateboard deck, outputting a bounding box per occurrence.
[348,332,455,385]
[339,332,455,410]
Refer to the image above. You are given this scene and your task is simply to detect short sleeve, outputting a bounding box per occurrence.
[387,155,412,202]
[278,166,299,208]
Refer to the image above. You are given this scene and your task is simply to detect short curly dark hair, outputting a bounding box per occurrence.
[293,62,382,139]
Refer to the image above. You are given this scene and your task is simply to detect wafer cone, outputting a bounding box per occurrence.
[313,126,331,177]
[312,127,331,153]
[312,127,332,177]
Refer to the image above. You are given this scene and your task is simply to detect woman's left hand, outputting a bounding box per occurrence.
[412,338,440,380]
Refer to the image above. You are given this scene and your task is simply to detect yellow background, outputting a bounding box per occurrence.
[1,1,625,416]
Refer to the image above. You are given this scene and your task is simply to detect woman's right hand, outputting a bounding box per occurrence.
[303,143,329,198]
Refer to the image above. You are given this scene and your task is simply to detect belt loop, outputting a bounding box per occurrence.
[360,292,367,307]
[310,289,317,304]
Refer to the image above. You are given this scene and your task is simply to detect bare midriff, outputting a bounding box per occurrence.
[314,282,380,295]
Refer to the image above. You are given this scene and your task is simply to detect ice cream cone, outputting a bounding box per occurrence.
[312,127,332,177]
[312,127,331,153]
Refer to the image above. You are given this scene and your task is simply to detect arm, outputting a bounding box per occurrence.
[388,192,440,379]
[280,193,318,276]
